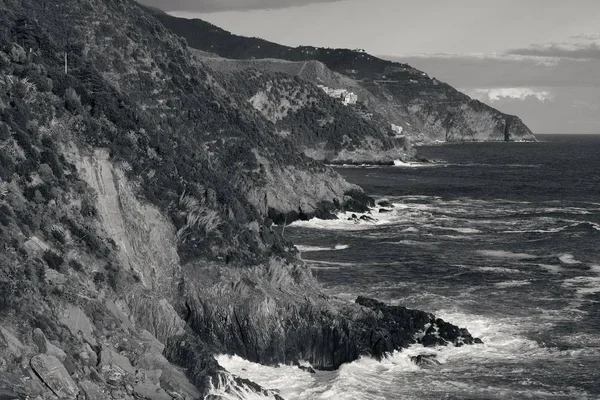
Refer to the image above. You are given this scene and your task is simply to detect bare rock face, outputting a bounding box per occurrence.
[59,306,97,346]
[79,381,108,400]
[99,349,135,385]
[32,329,67,362]
[133,382,172,400]
[30,355,79,399]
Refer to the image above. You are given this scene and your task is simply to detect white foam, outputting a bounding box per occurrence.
[558,253,582,265]
[494,280,532,288]
[402,227,419,233]
[295,244,350,252]
[439,227,481,234]
[476,250,537,260]
[562,276,600,297]
[289,208,401,231]
[477,266,521,274]
[392,160,436,168]
[214,355,321,399]
[538,264,563,274]
[214,310,590,400]
[207,369,280,399]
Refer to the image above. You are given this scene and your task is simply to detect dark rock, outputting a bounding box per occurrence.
[410,354,440,367]
[379,208,392,213]
[298,365,316,374]
[294,362,316,374]
[376,199,393,208]
[343,190,374,213]
[359,215,376,222]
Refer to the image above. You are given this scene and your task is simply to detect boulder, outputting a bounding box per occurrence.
[133,382,171,400]
[376,199,393,208]
[0,326,26,358]
[79,381,108,400]
[30,354,79,399]
[60,306,96,346]
[99,348,134,384]
[33,329,67,361]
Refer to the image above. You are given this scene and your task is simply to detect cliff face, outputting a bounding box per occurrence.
[149,10,537,144]
[0,1,479,398]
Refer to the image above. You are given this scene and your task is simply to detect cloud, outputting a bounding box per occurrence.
[384,53,600,89]
[508,34,600,60]
[137,0,344,13]
[509,43,600,60]
[465,88,554,103]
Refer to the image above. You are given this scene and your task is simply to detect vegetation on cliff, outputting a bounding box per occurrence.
[0,0,479,398]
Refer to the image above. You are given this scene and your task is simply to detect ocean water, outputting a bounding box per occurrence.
[216,134,600,399]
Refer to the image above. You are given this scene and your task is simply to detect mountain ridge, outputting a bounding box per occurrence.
[145,6,537,143]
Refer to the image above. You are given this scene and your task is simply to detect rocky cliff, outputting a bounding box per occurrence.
[148,9,537,143]
[0,1,479,398]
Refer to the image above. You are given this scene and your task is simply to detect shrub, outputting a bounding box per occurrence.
[42,250,64,271]
[65,87,81,112]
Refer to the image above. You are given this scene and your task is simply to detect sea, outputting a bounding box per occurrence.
[214,134,600,400]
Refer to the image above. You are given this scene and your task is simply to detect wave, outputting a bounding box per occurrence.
[289,208,402,230]
[476,250,537,260]
[538,264,563,274]
[438,226,482,234]
[477,266,522,274]
[494,280,532,288]
[558,253,582,265]
[295,244,350,252]
[207,369,280,399]
[214,310,592,400]
[393,160,438,168]
[562,276,600,297]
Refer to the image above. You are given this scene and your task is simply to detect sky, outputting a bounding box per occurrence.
[140,0,600,134]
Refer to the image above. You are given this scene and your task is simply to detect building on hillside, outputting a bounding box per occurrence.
[317,85,358,106]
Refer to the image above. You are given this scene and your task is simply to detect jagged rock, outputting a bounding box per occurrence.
[0,326,26,358]
[0,372,27,399]
[88,368,105,384]
[60,306,96,346]
[33,329,67,362]
[140,370,162,385]
[410,354,441,367]
[298,365,316,374]
[24,368,48,397]
[359,215,376,222]
[30,354,79,399]
[79,381,108,400]
[99,348,134,385]
[376,199,393,208]
[133,382,171,400]
[356,297,481,348]
[78,345,98,370]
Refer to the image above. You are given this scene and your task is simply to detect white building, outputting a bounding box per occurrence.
[317,85,358,106]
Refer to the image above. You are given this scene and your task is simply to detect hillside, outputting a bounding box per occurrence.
[147,9,537,143]
[0,0,482,398]
[204,58,414,164]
